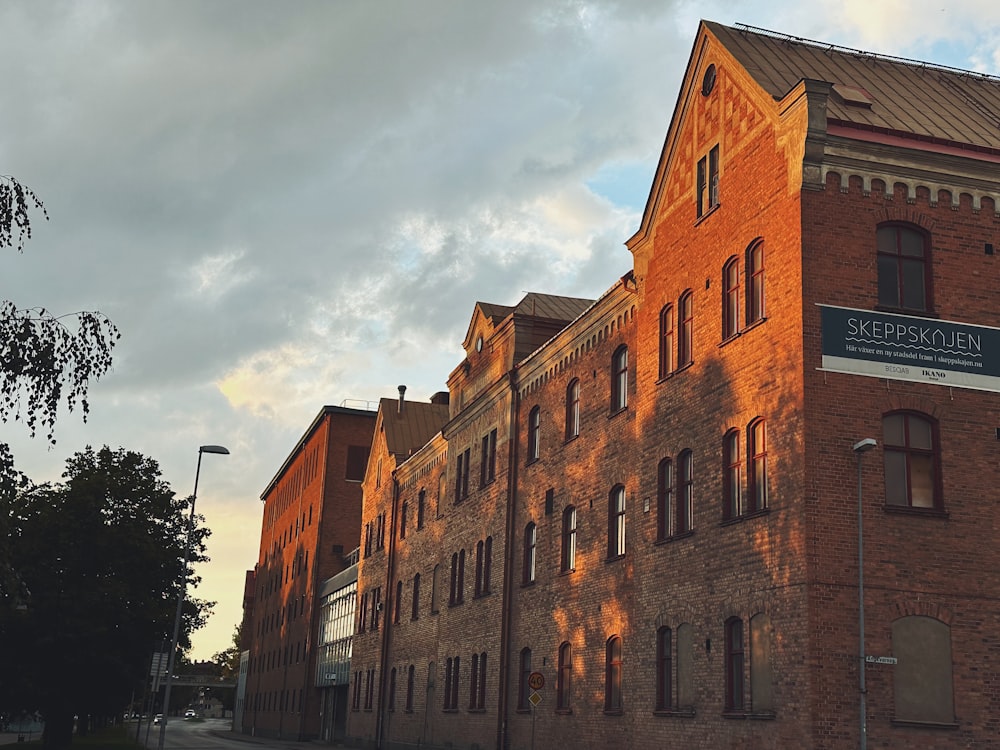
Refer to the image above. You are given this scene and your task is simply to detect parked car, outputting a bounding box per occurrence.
[153,714,163,726]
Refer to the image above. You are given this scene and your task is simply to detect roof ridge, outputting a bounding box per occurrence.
[733,22,1000,85]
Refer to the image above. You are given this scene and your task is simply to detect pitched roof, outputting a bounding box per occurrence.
[379,397,450,459]
[706,21,1000,151]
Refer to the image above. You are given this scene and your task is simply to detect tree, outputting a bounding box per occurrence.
[213,622,243,680]
[3,446,214,749]
[0,175,119,605]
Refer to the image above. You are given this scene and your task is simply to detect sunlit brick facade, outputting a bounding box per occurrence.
[348,20,1000,750]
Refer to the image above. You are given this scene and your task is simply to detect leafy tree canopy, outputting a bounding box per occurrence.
[1,446,214,748]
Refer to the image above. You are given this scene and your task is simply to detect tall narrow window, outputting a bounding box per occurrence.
[611,346,628,412]
[388,667,397,711]
[394,580,403,624]
[483,536,492,594]
[747,419,767,512]
[475,540,485,598]
[750,613,774,713]
[565,379,581,439]
[523,522,537,584]
[371,587,381,631]
[725,617,745,711]
[470,652,487,710]
[431,564,440,614]
[417,489,425,530]
[656,626,673,711]
[657,459,673,541]
[406,665,415,712]
[723,429,742,520]
[561,506,577,572]
[678,291,693,368]
[677,450,693,534]
[557,642,572,711]
[518,648,532,710]
[883,412,939,509]
[722,256,740,339]
[444,658,454,710]
[400,501,408,540]
[480,428,497,487]
[455,448,470,502]
[449,553,460,606]
[411,573,420,620]
[608,485,626,559]
[450,656,460,710]
[746,240,765,324]
[659,304,674,378]
[877,224,930,312]
[697,144,720,217]
[527,406,541,464]
[469,653,480,710]
[604,636,623,712]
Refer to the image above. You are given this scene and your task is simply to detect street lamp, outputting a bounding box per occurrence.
[158,445,229,750]
[852,437,877,750]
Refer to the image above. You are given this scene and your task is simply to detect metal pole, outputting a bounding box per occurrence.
[857,449,866,750]
[157,449,204,750]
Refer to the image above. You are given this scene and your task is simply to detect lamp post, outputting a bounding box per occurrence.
[852,437,877,750]
[158,445,229,750]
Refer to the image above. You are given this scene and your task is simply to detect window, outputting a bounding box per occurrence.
[455,449,470,502]
[527,406,541,464]
[659,305,674,378]
[561,506,577,572]
[892,616,954,724]
[749,613,774,713]
[394,580,403,624]
[388,667,397,711]
[376,513,385,550]
[604,636,623,712]
[371,587,381,631]
[523,523,537,584]
[518,648,532,710]
[417,489,425,530]
[444,657,460,710]
[411,573,420,620]
[406,665,415,712]
[346,445,369,481]
[608,485,626,559]
[746,240,765,324]
[470,652,487,710]
[677,450,693,533]
[365,667,376,710]
[747,419,767,513]
[480,428,497,487]
[431,564,440,614]
[565,379,581,439]
[678,291,693,368]
[656,627,672,711]
[722,256,740,339]
[474,537,492,597]
[877,224,930,312]
[611,346,628,412]
[400,501,408,540]
[656,459,672,541]
[723,429,742,520]
[725,617,745,711]
[449,550,465,605]
[352,671,362,710]
[557,642,572,711]
[697,144,720,217]
[883,412,939,509]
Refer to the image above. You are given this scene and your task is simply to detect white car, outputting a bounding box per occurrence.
[184,709,197,719]
[153,714,163,726]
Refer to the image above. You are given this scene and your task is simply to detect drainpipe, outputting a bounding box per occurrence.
[497,367,521,750]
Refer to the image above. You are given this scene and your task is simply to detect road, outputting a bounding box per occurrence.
[141,718,312,750]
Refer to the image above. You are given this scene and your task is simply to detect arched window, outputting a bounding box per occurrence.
[523,522,537,584]
[748,419,767,512]
[877,224,930,312]
[388,667,397,711]
[394,580,403,624]
[430,563,440,614]
[659,304,674,378]
[656,458,672,541]
[678,291,694,367]
[725,617,745,711]
[604,636,623,712]
[400,501,408,540]
[746,239,765,324]
[723,429,742,520]
[557,642,572,711]
[527,406,541,463]
[565,379,581,439]
[561,506,577,572]
[677,449,693,533]
[722,256,740,339]
[518,647,532,710]
[608,485,626,559]
[405,665,415,711]
[656,626,672,711]
[411,573,420,620]
[611,345,628,412]
[883,412,940,508]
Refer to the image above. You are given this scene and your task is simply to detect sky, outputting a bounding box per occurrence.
[1,0,998,662]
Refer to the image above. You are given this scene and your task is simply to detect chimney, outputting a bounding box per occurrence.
[398,385,406,413]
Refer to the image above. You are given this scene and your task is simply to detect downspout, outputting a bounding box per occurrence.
[497,367,521,750]
[376,471,401,749]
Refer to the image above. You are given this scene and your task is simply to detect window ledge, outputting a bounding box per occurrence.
[875,305,938,318]
[442,708,459,714]
[674,361,694,375]
[720,508,770,527]
[559,568,576,576]
[521,579,536,589]
[653,708,696,718]
[891,718,959,730]
[605,553,625,564]
[603,709,624,716]
[564,433,580,445]
[555,708,573,715]
[608,406,628,419]
[467,708,486,714]
[695,203,721,225]
[655,530,695,546]
[884,504,949,519]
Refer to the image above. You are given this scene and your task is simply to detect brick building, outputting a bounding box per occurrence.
[349,20,1000,749]
[239,405,376,740]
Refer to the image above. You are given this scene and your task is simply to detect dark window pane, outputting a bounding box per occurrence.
[910,454,935,507]
[901,259,926,310]
[883,414,906,446]
[884,451,908,506]
[877,255,900,307]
